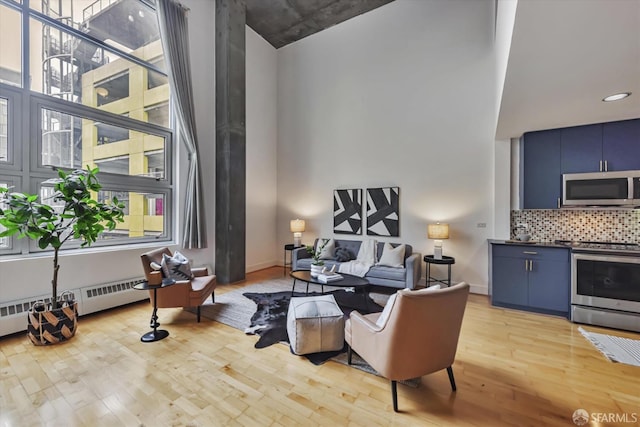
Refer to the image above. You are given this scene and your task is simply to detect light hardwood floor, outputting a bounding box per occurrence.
[1,267,638,426]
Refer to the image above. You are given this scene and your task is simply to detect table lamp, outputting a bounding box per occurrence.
[290,219,305,247]
[428,223,449,260]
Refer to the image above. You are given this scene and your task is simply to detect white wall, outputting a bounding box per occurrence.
[276,0,497,294]
[246,27,279,272]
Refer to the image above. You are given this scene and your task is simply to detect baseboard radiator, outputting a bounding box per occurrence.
[0,277,147,337]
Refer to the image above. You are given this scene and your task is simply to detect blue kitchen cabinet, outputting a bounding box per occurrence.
[603,119,640,171]
[492,255,528,306]
[491,244,570,317]
[560,124,603,173]
[522,129,562,209]
[559,119,640,173]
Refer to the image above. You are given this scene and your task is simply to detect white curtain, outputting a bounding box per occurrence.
[156,0,207,248]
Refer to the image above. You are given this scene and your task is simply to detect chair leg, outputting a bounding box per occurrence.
[197,305,201,323]
[447,366,457,391]
[347,345,352,365]
[391,380,398,412]
[211,291,215,303]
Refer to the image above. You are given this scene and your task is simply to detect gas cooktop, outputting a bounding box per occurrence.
[554,240,640,253]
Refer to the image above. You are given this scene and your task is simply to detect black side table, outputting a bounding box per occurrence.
[284,244,302,275]
[133,278,176,342]
[424,255,455,288]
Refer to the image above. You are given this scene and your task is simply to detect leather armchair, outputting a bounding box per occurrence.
[140,247,216,322]
[345,282,470,412]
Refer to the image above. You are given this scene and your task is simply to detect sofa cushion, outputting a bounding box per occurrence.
[318,238,336,260]
[161,251,194,281]
[375,242,413,260]
[366,265,407,282]
[334,247,354,262]
[377,243,406,268]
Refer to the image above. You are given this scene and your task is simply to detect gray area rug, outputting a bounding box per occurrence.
[197,278,419,386]
[579,327,640,367]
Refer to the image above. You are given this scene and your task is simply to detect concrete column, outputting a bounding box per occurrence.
[215,0,246,283]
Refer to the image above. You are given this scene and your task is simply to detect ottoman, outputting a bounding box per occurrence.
[287,294,345,355]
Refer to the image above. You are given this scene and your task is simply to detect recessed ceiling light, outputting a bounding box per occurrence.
[96,87,109,97]
[602,92,631,102]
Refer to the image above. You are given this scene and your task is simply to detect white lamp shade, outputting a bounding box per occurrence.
[427,223,449,240]
[290,219,305,233]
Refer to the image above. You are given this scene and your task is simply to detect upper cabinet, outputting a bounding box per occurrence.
[560,124,603,173]
[522,129,561,209]
[561,119,640,173]
[602,119,640,171]
[522,118,640,209]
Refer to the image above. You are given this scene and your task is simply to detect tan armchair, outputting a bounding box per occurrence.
[140,247,216,322]
[345,282,470,412]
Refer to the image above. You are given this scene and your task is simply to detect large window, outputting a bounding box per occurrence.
[0,0,173,254]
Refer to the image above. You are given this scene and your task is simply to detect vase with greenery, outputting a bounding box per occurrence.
[0,167,125,344]
[306,239,328,277]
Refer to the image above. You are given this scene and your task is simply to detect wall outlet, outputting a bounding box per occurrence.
[516,223,528,229]
[477,223,486,228]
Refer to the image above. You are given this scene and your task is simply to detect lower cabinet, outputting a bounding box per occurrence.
[491,244,570,317]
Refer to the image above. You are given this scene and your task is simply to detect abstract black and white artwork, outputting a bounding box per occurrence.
[366,187,399,237]
[333,189,362,235]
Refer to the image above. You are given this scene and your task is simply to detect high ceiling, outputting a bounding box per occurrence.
[242,0,639,139]
[496,0,640,140]
[245,0,395,49]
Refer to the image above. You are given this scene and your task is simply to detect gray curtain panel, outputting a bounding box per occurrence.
[157,0,207,248]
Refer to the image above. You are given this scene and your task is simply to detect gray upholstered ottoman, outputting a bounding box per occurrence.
[287,294,345,355]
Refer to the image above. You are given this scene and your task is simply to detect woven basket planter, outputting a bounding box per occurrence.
[27,298,78,346]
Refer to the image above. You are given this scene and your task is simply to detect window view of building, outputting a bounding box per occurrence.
[0,0,172,253]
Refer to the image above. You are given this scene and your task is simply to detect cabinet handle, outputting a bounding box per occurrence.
[523,251,538,255]
[529,260,533,271]
[525,260,528,270]
[604,160,608,171]
[600,160,603,172]
[557,197,561,209]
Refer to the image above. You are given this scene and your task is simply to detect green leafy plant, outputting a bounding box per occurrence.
[306,239,328,266]
[0,167,125,309]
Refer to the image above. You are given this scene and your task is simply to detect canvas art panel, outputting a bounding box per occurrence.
[366,187,399,237]
[334,189,362,234]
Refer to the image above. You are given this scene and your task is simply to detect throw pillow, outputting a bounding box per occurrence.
[377,243,405,268]
[426,284,441,291]
[161,251,194,281]
[376,292,398,327]
[317,238,336,260]
[334,247,354,262]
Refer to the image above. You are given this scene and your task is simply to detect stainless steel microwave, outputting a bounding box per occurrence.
[562,170,640,207]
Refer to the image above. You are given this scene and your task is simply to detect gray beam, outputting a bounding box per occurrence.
[216,0,246,284]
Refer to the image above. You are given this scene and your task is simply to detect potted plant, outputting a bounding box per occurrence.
[306,239,328,277]
[0,167,125,345]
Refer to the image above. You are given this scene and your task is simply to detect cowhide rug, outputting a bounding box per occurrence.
[243,289,382,365]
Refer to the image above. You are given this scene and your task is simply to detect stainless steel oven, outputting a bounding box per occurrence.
[571,252,640,332]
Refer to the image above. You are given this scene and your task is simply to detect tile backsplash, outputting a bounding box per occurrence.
[511,209,640,243]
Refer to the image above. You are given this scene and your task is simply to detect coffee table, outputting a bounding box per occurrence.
[290,270,371,309]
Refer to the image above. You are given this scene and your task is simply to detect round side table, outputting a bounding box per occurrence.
[424,255,455,288]
[134,278,176,342]
[284,243,302,275]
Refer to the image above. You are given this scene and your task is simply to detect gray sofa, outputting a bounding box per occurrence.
[292,238,422,290]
